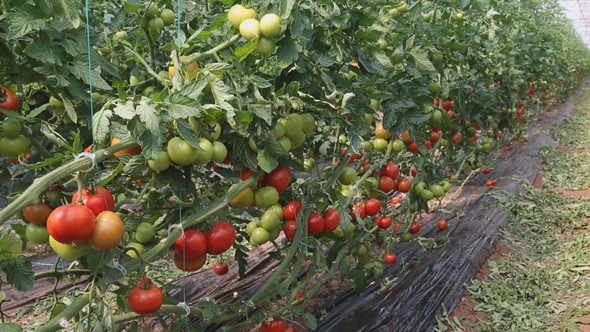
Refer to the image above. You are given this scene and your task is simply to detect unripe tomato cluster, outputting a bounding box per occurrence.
[0,119,29,159]
[228,5,282,56]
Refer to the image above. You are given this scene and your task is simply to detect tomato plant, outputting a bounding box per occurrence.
[128,278,164,315]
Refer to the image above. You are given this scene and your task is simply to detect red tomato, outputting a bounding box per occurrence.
[492,179,497,185]
[128,278,164,315]
[364,199,381,216]
[442,100,452,111]
[425,140,432,150]
[261,319,285,332]
[295,291,304,300]
[284,220,297,242]
[174,230,207,260]
[470,136,477,142]
[284,201,302,220]
[384,254,397,264]
[46,204,96,244]
[391,197,401,204]
[349,204,366,221]
[408,142,419,153]
[174,253,207,271]
[323,208,341,232]
[263,165,291,194]
[307,212,325,235]
[239,168,265,183]
[285,326,295,332]
[486,180,494,186]
[394,223,403,234]
[409,222,421,234]
[23,202,52,225]
[0,87,19,115]
[398,178,412,193]
[450,132,462,144]
[71,187,115,217]
[206,221,236,255]
[516,109,524,116]
[382,163,399,179]
[379,176,395,192]
[482,168,491,174]
[376,216,392,229]
[434,99,439,106]
[472,123,480,130]
[411,167,417,177]
[438,220,447,230]
[213,263,229,275]
[430,131,441,143]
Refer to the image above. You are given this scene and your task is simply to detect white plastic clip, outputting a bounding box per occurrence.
[168,224,185,239]
[177,302,191,317]
[59,318,70,328]
[74,152,97,173]
[306,204,317,209]
[113,261,127,276]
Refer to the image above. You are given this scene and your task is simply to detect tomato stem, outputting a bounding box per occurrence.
[182,34,241,65]
[123,46,167,87]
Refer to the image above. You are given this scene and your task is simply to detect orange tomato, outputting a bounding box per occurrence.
[111,138,141,157]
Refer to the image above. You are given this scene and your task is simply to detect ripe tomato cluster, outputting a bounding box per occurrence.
[174,221,235,271]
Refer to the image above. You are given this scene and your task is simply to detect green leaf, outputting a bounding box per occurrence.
[233,38,259,62]
[246,75,272,89]
[62,96,78,123]
[235,140,258,170]
[3,256,34,292]
[95,301,114,331]
[340,256,350,278]
[409,48,437,72]
[303,313,318,330]
[279,0,296,19]
[358,50,386,76]
[248,105,272,125]
[264,135,287,158]
[176,118,201,150]
[257,150,279,173]
[69,57,113,91]
[166,95,202,119]
[46,0,82,28]
[178,78,209,100]
[235,246,249,279]
[203,62,233,74]
[208,79,235,125]
[0,228,22,259]
[136,99,161,139]
[6,12,47,40]
[92,109,112,144]
[24,37,62,65]
[276,38,300,69]
[0,323,23,332]
[374,52,394,70]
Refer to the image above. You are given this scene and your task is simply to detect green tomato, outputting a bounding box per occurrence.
[433,53,443,63]
[193,138,214,165]
[160,9,175,25]
[211,141,228,163]
[50,237,91,260]
[203,121,221,141]
[135,222,155,243]
[353,244,368,257]
[430,185,445,197]
[366,177,379,189]
[428,82,441,93]
[339,167,357,185]
[441,181,451,192]
[140,15,150,28]
[254,186,279,209]
[279,114,303,138]
[420,189,434,201]
[256,36,276,56]
[251,227,270,245]
[115,31,128,40]
[49,96,65,110]
[339,135,348,144]
[388,8,399,18]
[424,106,434,113]
[167,137,199,166]
[228,5,247,28]
[148,151,171,173]
[423,12,433,22]
[270,122,286,138]
[363,112,374,123]
[333,226,345,238]
[341,189,351,198]
[301,114,316,134]
[396,2,408,12]
[440,139,450,148]
[130,75,141,86]
[125,242,145,259]
[400,233,413,242]
[361,141,373,152]
[0,135,29,158]
[278,136,291,152]
[304,159,316,170]
[288,131,305,149]
[414,181,427,194]
[243,8,257,20]
[268,227,280,241]
[373,138,388,151]
[239,19,260,40]
[432,110,442,122]
[1,122,22,138]
[246,221,259,235]
[100,46,112,56]
[438,91,448,100]
[145,3,159,17]
[270,205,284,220]
[260,210,280,231]
[377,39,387,50]
[259,13,281,38]
[26,224,49,244]
[450,175,459,181]
[148,17,165,32]
[392,139,405,152]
